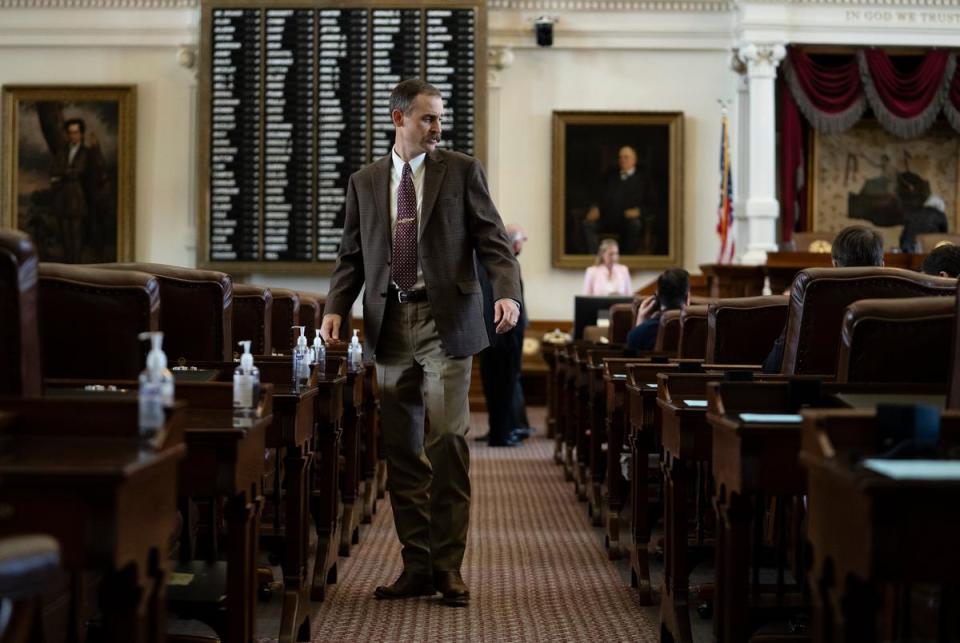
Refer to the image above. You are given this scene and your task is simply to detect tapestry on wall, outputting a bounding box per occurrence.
[810,120,958,250]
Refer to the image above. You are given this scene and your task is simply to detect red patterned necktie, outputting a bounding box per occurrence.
[392,162,418,290]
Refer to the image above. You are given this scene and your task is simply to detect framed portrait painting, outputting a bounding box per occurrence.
[552,111,683,269]
[809,120,959,250]
[2,85,136,263]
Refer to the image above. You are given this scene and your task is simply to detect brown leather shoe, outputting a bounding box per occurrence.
[433,570,470,607]
[374,570,436,600]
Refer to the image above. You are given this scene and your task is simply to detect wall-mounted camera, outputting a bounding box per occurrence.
[534,16,556,48]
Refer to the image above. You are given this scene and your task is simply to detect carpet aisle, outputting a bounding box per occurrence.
[272,408,657,642]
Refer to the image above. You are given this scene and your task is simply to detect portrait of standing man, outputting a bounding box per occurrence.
[320,79,522,607]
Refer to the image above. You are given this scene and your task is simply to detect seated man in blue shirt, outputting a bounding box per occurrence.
[626,268,690,352]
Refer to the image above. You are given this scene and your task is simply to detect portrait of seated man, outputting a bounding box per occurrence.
[582,145,657,255]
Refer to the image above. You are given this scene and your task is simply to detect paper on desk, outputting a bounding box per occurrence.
[862,459,960,481]
[645,383,657,389]
[739,413,803,424]
[683,399,708,408]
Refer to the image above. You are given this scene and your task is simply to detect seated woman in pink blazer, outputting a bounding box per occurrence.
[583,238,632,296]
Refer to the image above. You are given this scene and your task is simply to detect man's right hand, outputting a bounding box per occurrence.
[320,313,342,343]
[635,296,659,326]
[585,206,600,222]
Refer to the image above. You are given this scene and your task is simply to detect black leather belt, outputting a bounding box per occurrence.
[390,287,428,303]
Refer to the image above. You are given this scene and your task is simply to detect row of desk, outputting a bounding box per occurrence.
[541,341,960,643]
[1,351,385,643]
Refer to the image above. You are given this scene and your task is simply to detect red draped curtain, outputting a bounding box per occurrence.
[778,46,960,241]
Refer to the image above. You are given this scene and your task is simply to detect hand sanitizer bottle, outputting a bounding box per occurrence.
[233,340,260,428]
[292,325,310,389]
[313,329,325,368]
[349,329,362,369]
[138,331,174,444]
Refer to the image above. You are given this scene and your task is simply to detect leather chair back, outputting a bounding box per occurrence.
[0,230,41,397]
[93,263,232,363]
[296,291,323,340]
[38,264,160,379]
[654,309,681,354]
[232,284,272,356]
[269,288,300,353]
[608,302,636,344]
[782,267,956,376]
[678,305,709,359]
[706,295,789,364]
[837,296,955,383]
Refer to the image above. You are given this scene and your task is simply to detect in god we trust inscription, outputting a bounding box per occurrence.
[197,0,487,273]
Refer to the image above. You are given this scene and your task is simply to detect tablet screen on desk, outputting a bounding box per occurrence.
[862,459,960,481]
[738,413,803,423]
[683,399,708,408]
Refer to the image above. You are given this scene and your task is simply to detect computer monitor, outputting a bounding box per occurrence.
[573,295,634,340]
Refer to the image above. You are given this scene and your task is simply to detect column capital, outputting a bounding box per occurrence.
[736,42,785,79]
[488,46,515,72]
[177,44,199,82]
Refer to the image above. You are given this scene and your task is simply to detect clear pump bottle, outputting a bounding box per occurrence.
[313,329,325,368]
[233,340,260,428]
[138,331,174,444]
[292,325,310,388]
[348,329,362,369]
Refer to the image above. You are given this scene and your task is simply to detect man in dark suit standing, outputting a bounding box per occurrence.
[320,79,521,607]
[478,224,529,446]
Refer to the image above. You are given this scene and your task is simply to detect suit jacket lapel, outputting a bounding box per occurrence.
[419,150,446,235]
[371,156,391,259]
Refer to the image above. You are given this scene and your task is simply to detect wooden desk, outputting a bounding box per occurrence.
[555,344,575,474]
[540,341,566,444]
[0,428,183,643]
[706,380,821,643]
[800,409,960,643]
[174,403,270,643]
[601,358,635,561]
[657,371,718,643]
[359,358,383,525]
[625,361,680,604]
[585,348,626,524]
[309,359,346,600]
[324,351,365,558]
[706,381,948,643]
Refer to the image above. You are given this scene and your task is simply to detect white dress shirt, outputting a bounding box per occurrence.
[390,149,426,290]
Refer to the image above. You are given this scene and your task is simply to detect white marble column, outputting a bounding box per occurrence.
[733,67,750,263]
[737,42,785,265]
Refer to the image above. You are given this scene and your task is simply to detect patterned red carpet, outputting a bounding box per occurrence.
[259,408,657,642]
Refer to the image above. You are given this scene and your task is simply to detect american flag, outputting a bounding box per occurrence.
[716,111,735,264]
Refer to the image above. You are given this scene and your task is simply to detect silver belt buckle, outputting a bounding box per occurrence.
[396,289,408,303]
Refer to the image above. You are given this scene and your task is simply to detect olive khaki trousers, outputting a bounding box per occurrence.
[375,297,472,575]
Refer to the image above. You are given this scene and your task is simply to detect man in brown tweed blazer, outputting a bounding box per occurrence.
[320,79,521,606]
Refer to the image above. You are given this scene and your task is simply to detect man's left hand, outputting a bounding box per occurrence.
[494,298,520,334]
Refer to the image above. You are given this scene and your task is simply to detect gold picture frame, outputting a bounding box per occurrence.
[2,85,136,262]
[551,110,683,269]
